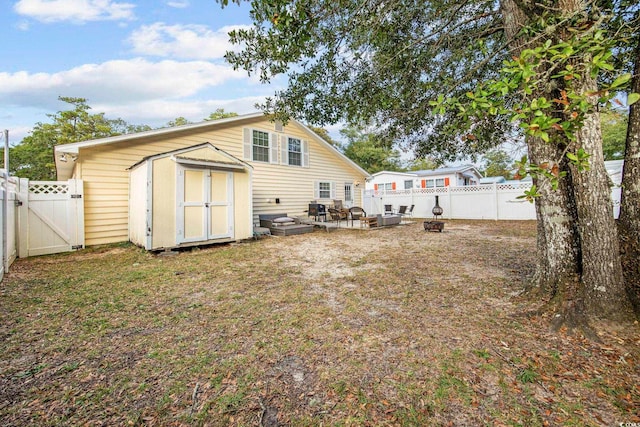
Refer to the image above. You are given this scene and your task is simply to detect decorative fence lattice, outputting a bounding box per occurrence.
[29,182,69,195]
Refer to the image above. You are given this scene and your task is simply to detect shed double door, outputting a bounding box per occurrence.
[177,167,234,244]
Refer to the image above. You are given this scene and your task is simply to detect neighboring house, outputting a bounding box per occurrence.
[479,176,506,184]
[366,171,419,191]
[54,113,370,248]
[367,165,482,191]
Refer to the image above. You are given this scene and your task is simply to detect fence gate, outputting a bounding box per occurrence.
[17,179,85,257]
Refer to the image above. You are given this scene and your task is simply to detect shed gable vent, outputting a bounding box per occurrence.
[274,120,284,132]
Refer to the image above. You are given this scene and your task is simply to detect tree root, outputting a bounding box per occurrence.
[549,300,601,342]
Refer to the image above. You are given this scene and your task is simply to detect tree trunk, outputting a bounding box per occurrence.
[501,0,584,321]
[618,41,640,316]
[569,85,633,320]
[557,0,634,321]
[501,0,635,325]
[527,137,581,299]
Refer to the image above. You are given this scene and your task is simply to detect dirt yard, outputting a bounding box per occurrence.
[1,220,638,426]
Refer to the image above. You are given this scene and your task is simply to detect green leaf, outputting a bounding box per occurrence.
[628,93,640,106]
[540,132,549,143]
[610,73,631,89]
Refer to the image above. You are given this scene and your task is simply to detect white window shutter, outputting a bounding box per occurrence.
[314,181,320,199]
[281,135,288,165]
[302,139,309,168]
[330,182,336,199]
[243,128,251,160]
[269,133,279,164]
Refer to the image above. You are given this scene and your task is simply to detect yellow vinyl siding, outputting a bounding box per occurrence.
[74,117,367,245]
[151,156,176,249]
[233,171,252,240]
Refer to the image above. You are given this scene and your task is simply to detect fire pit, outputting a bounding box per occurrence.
[423,220,444,232]
[424,195,444,232]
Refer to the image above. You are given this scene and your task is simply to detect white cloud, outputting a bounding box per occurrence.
[128,23,250,60]
[0,58,270,130]
[0,58,246,102]
[14,0,136,23]
[166,0,189,8]
[96,97,263,125]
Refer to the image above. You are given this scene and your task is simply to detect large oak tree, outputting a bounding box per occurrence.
[218,0,639,327]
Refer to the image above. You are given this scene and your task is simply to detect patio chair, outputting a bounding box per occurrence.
[398,205,413,222]
[328,208,348,225]
[384,204,394,215]
[348,206,366,226]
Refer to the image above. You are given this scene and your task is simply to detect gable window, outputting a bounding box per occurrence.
[280,135,308,167]
[252,130,270,162]
[288,137,302,166]
[244,128,278,164]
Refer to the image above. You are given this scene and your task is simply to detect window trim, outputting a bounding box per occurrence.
[314,181,336,200]
[252,129,270,163]
[243,127,279,164]
[287,137,302,166]
[280,134,309,167]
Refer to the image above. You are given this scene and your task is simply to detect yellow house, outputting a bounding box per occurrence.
[54,113,370,249]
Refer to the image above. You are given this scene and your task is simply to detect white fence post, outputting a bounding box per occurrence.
[493,182,499,220]
[69,179,85,250]
[0,175,4,280]
[17,178,29,258]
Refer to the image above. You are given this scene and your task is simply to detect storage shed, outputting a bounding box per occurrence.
[128,143,253,250]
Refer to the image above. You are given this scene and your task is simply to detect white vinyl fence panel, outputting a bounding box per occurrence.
[363,182,621,220]
[18,179,85,257]
[0,172,18,280]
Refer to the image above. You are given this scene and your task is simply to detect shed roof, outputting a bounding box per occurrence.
[127,142,251,172]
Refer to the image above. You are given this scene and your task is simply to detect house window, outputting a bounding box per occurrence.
[318,182,331,199]
[384,183,393,190]
[421,178,449,188]
[288,137,302,166]
[252,130,270,162]
[404,180,413,190]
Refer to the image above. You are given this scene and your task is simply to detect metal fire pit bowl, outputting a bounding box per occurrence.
[423,220,445,232]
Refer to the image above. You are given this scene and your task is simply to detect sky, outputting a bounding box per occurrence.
[0,0,295,146]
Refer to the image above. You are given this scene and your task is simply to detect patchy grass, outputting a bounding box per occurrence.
[0,220,638,426]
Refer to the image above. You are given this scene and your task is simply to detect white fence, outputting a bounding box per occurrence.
[18,179,85,257]
[0,172,18,281]
[363,182,622,220]
[0,177,85,281]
